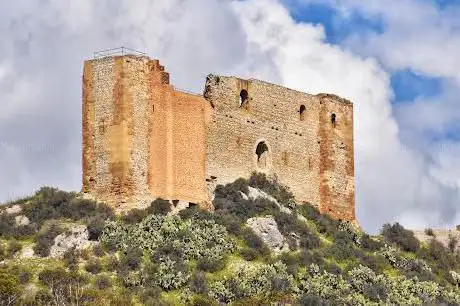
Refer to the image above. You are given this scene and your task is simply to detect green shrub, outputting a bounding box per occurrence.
[95,275,111,290]
[148,198,171,215]
[18,270,31,284]
[425,228,435,237]
[154,257,190,290]
[38,268,89,304]
[242,228,271,258]
[120,248,143,271]
[197,257,226,272]
[191,294,218,306]
[122,208,148,224]
[84,259,103,274]
[87,216,106,241]
[92,244,105,257]
[190,271,208,294]
[6,240,22,258]
[101,215,235,262]
[139,286,163,305]
[62,247,79,270]
[361,234,384,251]
[0,268,20,305]
[381,222,420,252]
[299,294,328,306]
[248,172,294,207]
[105,256,120,272]
[240,248,259,261]
[33,223,63,257]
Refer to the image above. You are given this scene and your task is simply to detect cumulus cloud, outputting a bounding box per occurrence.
[1,0,459,233]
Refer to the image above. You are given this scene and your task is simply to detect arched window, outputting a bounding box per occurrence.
[331,113,336,127]
[299,105,306,121]
[239,89,248,107]
[255,141,269,169]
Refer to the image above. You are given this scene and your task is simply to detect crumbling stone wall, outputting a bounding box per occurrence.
[203,76,354,221]
[82,55,354,221]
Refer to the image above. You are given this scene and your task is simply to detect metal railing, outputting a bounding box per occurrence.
[93,47,147,59]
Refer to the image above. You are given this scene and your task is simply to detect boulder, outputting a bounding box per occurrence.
[15,215,30,226]
[5,204,22,215]
[247,216,288,252]
[50,225,97,258]
[245,187,292,214]
[20,247,35,259]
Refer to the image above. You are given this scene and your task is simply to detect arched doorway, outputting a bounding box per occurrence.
[255,141,269,169]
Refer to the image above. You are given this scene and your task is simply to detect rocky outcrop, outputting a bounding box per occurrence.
[50,225,96,258]
[4,204,22,215]
[242,187,292,214]
[15,215,30,226]
[247,216,288,252]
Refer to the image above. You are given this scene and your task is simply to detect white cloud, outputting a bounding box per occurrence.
[1,0,459,233]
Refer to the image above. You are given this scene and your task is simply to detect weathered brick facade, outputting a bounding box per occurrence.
[82,55,355,221]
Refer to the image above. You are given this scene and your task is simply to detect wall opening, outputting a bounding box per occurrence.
[299,105,306,121]
[255,141,269,169]
[331,113,336,127]
[239,89,248,107]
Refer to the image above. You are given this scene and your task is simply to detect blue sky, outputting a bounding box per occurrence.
[287,0,447,103]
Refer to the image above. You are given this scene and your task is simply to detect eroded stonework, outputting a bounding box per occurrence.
[82,55,355,221]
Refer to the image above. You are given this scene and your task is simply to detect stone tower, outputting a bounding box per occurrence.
[82,51,355,221]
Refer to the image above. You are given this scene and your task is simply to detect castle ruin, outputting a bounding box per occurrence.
[82,52,355,221]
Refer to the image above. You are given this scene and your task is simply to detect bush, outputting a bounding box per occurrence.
[381,223,420,252]
[6,240,22,258]
[190,271,208,294]
[93,244,105,257]
[85,259,103,274]
[95,275,111,290]
[139,286,163,305]
[63,247,79,270]
[448,234,458,253]
[425,228,435,237]
[248,172,294,207]
[198,257,226,272]
[0,269,20,305]
[147,199,171,215]
[299,294,328,306]
[120,248,143,271]
[38,268,89,304]
[240,248,259,261]
[279,253,299,275]
[87,216,106,241]
[191,294,218,306]
[299,250,325,268]
[106,256,120,272]
[122,208,148,224]
[361,234,384,251]
[33,223,63,257]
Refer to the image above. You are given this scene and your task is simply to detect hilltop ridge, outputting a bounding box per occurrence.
[1,173,460,305]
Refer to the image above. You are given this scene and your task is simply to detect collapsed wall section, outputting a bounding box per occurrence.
[204,75,355,221]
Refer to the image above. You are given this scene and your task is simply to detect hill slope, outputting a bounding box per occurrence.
[1,173,460,305]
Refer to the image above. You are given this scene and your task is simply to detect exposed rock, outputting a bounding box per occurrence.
[5,204,22,215]
[247,216,288,252]
[20,247,35,259]
[15,215,30,226]
[239,191,249,201]
[169,200,191,215]
[246,187,278,204]
[244,187,292,214]
[413,228,460,251]
[50,225,97,258]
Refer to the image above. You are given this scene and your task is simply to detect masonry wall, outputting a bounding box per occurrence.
[204,75,355,221]
[83,55,210,211]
